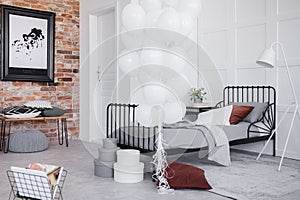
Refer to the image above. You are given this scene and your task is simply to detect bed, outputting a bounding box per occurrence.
[106,86,276,157]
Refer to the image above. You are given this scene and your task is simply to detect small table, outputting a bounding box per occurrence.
[186,104,215,114]
[0,115,69,153]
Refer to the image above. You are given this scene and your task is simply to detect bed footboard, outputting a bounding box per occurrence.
[106,103,157,152]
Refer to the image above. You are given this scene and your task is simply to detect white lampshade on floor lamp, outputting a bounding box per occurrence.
[256,42,300,171]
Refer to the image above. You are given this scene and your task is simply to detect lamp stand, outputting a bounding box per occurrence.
[256,42,300,171]
[278,104,300,171]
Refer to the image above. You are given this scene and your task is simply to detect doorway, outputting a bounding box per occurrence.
[89,6,118,143]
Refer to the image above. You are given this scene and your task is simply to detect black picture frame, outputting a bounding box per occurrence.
[0,5,55,82]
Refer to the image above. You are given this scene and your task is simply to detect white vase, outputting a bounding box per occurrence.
[193,98,203,104]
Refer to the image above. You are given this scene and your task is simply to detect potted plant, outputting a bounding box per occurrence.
[189,87,207,104]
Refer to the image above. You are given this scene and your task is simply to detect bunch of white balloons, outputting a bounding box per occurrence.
[119,0,202,125]
[119,0,201,194]
[118,0,202,126]
[121,0,200,35]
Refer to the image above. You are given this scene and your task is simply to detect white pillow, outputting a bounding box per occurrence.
[195,105,233,126]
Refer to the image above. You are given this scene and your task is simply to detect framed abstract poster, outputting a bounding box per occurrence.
[0,5,55,82]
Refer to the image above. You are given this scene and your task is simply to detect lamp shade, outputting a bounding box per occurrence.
[256,46,276,68]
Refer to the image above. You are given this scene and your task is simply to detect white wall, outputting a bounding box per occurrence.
[80,0,300,160]
[198,0,300,159]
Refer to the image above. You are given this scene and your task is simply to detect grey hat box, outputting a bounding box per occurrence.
[94,160,114,178]
[98,147,119,162]
[103,138,118,149]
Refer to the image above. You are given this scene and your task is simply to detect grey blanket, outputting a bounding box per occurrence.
[163,120,231,166]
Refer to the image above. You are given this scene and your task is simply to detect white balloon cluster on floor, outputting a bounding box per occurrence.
[120,0,201,194]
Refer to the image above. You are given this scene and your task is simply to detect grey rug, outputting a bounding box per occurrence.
[173,150,300,200]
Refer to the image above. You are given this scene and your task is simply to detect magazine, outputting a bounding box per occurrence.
[11,166,52,199]
[28,162,64,195]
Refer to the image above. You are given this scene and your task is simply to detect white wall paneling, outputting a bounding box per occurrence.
[199,0,228,29]
[236,24,267,67]
[278,18,300,64]
[198,0,300,159]
[200,31,228,67]
[235,68,267,85]
[277,0,300,16]
[277,66,300,105]
[236,0,267,22]
[80,0,300,159]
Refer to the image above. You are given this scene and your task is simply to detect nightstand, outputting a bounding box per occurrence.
[186,104,215,114]
[184,104,215,121]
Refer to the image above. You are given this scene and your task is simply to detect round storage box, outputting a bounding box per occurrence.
[103,138,117,149]
[9,130,48,153]
[94,160,114,178]
[117,149,140,166]
[98,147,118,162]
[114,162,144,183]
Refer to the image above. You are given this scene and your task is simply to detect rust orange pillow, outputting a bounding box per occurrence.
[230,105,254,124]
[165,162,212,189]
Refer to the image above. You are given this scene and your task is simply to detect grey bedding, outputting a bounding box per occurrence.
[111,121,260,150]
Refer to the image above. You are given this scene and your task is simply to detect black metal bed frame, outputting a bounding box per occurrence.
[221,86,276,156]
[106,103,158,152]
[107,86,276,155]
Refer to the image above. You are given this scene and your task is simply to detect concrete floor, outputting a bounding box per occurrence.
[0,140,300,200]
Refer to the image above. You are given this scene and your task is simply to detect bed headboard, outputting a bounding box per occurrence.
[223,85,276,106]
[223,85,276,139]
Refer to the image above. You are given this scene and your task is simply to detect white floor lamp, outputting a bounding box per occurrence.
[256,42,300,171]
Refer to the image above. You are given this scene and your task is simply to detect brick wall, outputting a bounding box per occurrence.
[0,0,80,139]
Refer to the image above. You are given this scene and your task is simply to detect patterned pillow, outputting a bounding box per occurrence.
[2,106,41,118]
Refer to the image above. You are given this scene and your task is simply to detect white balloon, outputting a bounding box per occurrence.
[130,86,146,104]
[180,101,186,116]
[163,0,179,7]
[140,49,164,66]
[163,102,184,124]
[177,0,201,19]
[140,0,162,13]
[150,105,166,126]
[165,74,190,99]
[179,12,194,36]
[122,3,146,31]
[157,8,180,32]
[145,9,163,28]
[143,84,167,105]
[137,67,163,84]
[118,50,140,74]
[136,104,152,127]
[164,85,179,103]
[189,28,197,43]
[120,27,144,49]
[164,51,186,72]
